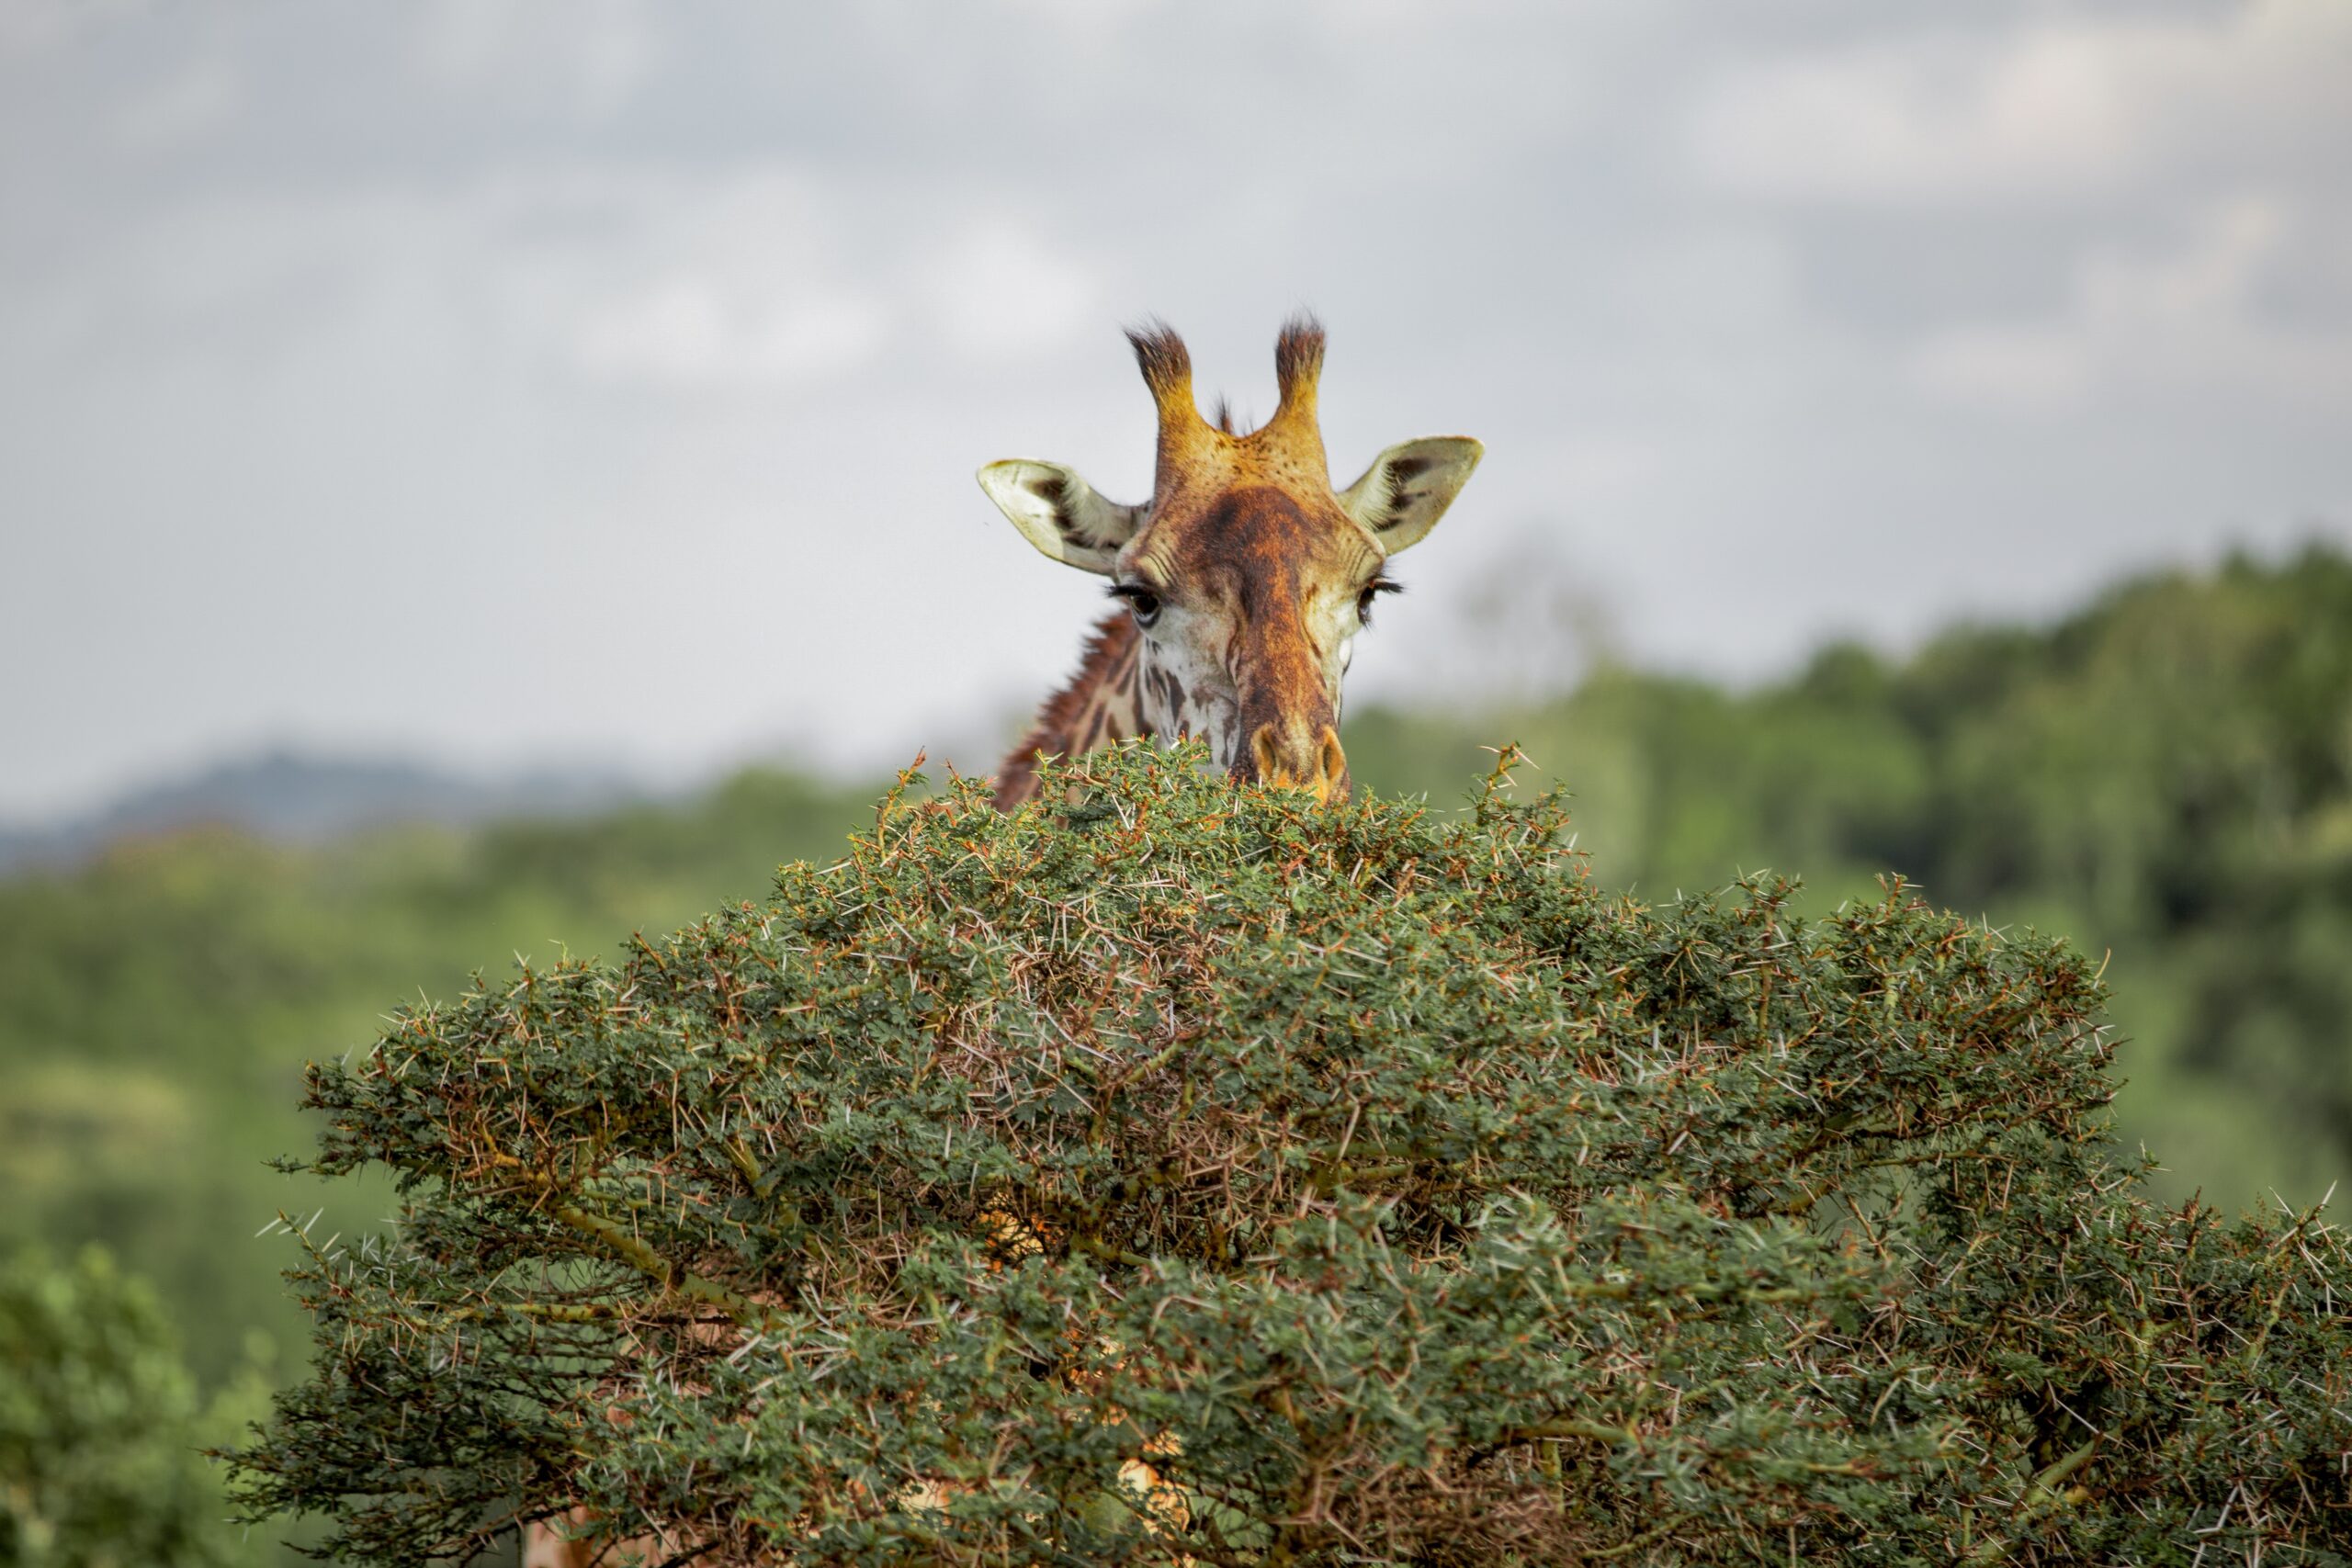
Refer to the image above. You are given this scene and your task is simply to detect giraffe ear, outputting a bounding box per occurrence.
[1339,436,1484,554]
[978,459,1144,574]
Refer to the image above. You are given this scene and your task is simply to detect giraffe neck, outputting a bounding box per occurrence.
[992,613,1148,810]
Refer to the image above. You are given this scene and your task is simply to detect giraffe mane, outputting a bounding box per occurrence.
[993,611,1138,811]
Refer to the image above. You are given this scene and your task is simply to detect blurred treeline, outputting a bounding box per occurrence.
[1348,544,2352,1212]
[1,545,2346,1559]
[0,773,879,1393]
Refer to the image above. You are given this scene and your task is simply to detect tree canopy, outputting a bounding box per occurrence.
[235,746,2352,1565]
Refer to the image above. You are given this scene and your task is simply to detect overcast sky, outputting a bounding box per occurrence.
[2,0,2346,821]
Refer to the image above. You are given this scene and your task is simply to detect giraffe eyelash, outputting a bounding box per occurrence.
[1357,577,1403,624]
[1107,581,1164,627]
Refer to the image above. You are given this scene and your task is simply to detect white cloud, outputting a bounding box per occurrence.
[1694,33,2128,201]
[553,169,897,389]
[1910,324,2095,416]
[113,59,240,154]
[416,0,655,115]
[576,276,889,387]
[1911,198,2352,416]
[548,183,1106,385]
[0,0,142,61]
[1690,0,2352,205]
[917,220,1103,358]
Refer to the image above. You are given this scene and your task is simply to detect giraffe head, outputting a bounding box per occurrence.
[979,317,1482,801]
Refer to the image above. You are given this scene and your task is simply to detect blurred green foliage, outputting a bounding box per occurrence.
[0,772,876,1389]
[1,1246,267,1568]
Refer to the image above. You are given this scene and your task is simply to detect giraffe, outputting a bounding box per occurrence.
[983,314,1482,810]
[520,318,1478,1567]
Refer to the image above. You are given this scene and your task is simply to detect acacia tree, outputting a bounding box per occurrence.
[234,746,2351,1565]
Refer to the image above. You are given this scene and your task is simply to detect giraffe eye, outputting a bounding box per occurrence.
[1109,582,1162,627]
[1357,577,1402,625]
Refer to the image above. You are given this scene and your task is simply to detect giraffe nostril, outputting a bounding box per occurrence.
[1314,726,1348,802]
[1250,725,1283,783]
[1248,723,1347,799]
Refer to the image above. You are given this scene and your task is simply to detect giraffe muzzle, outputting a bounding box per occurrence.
[1249,723,1349,803]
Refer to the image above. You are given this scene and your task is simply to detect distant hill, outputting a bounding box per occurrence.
[0,750,649,876]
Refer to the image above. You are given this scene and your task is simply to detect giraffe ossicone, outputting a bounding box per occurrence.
[983,315,1482,810]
